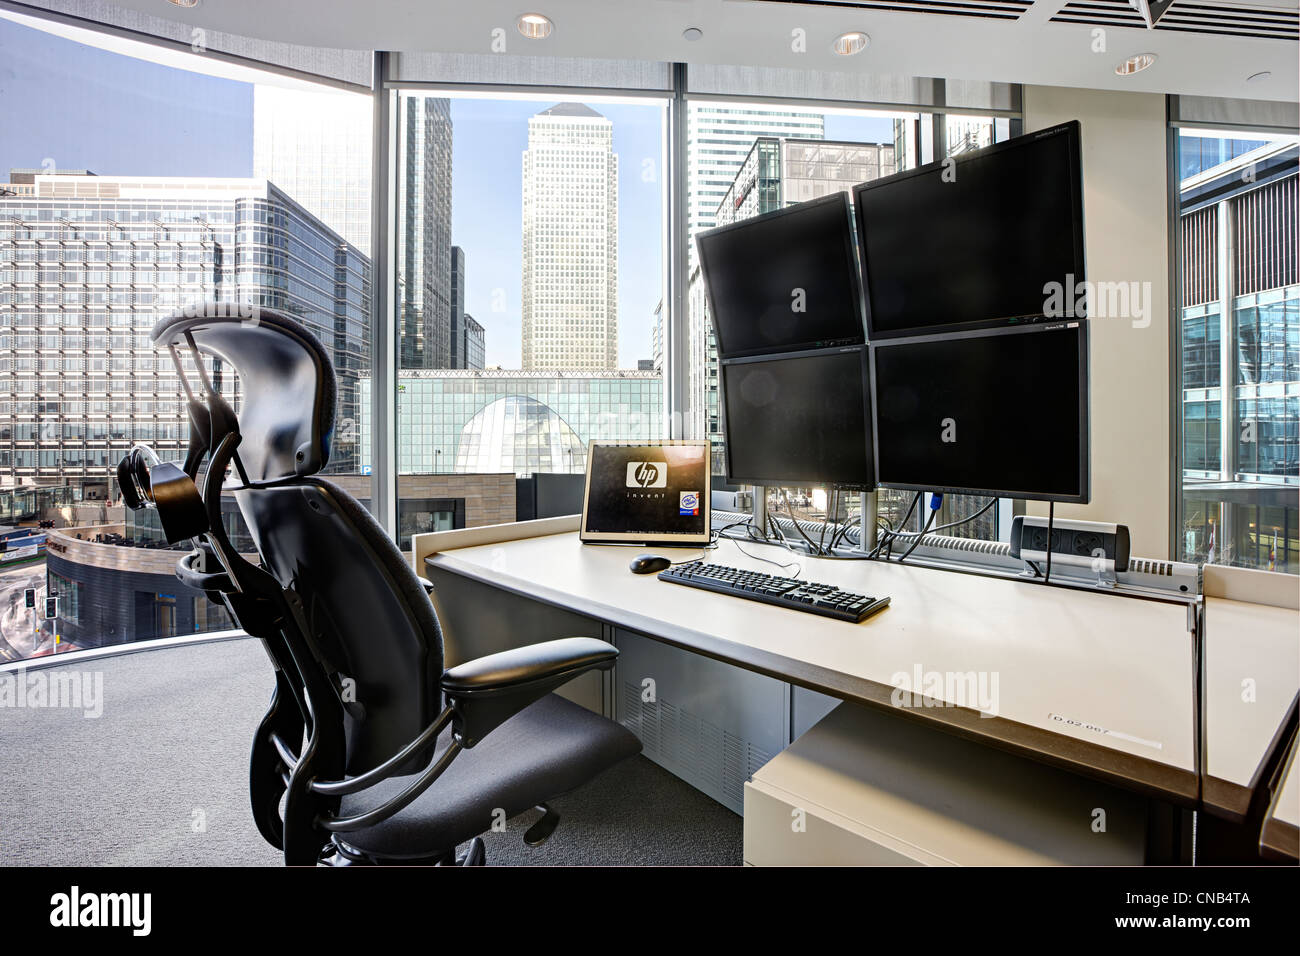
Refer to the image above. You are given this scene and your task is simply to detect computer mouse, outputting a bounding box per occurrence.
[629,554,672,575]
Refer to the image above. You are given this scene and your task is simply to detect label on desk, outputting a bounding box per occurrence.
[1050,712,1163,751]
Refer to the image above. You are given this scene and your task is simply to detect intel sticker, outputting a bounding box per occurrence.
[679,492,700,516]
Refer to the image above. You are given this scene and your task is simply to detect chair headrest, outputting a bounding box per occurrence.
[152,307,337,482]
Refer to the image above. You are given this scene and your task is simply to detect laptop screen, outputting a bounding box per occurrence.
[580,441,712,545]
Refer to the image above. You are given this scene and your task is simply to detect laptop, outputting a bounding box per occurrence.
[580,440,712,546]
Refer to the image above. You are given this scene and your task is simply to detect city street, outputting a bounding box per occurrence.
[0,560,49,662]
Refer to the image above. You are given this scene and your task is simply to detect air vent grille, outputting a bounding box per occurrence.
[748,0,1034,22]
[1052,1,1299,41]
[1130,557,1174,576]
[622,681,772,811]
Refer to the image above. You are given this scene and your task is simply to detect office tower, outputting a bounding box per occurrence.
[252,84,372,252]
[397,95,454,369]
[0,171,371,492]
[448,245,485,370]
[650,302,663,372]
[462,314,486,371]
[449,244,466,368]
[686,104,825,262]
[1177,140,1299,571]
[521,103,618,371]
[714,139,895,227]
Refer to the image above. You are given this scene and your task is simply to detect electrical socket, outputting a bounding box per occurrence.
[1009,516,1130,573]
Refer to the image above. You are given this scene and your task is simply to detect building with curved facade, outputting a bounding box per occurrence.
[361,368,662,477]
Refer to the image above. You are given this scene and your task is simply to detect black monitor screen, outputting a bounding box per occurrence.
[854,121,1084,339]
[721,347,873,488]
[698,193,865,359]
[871,323,1089,502]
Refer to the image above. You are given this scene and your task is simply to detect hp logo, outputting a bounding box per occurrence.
[626,462,667,488]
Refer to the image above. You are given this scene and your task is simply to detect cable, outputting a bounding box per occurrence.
[883,497,998,540]
[818,488,834,554]
[784,489,823,556]
[1043,501,1055,585]
[897,493,943,564]
[666,518,755,566]
[867,492,922,559]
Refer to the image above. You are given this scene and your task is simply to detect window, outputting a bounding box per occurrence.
[376,91,667,549]
[685,105,1012,547]
[1174,129,1299,573]
[0,16,372,659]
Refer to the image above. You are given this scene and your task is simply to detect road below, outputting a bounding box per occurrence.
[0,560,50,662]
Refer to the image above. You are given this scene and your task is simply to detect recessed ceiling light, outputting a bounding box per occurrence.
[1115,53,1157,76]
[832,31,870,56]
[1246,71,1272,84]
[683,27,703,42]
[516,13,553,39]
[166,0,201,7]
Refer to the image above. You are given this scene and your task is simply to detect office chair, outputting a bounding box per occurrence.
[119,306,641,865]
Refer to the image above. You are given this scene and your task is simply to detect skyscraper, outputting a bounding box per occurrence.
[686,103,825,262]
[521,103,618,371]
[252,85,373,252]
[397,96,455,369]
[0,171,371,491]
[449,244,466,368]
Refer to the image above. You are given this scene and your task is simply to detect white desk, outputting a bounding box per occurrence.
[1202,596,1300,821]
[422,521,1198,805]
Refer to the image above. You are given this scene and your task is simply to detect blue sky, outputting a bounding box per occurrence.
[1,17,893,368]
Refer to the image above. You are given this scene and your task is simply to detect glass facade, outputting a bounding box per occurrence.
[363,370,662,476]
[1176,133,1298,573]
[0,175,371,484]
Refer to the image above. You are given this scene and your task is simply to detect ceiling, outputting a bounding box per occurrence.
[96,0,1300,103]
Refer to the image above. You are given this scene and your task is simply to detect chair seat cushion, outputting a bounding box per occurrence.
[336,693,641,860]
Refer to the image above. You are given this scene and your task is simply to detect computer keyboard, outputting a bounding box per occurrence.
[658,561,890,623]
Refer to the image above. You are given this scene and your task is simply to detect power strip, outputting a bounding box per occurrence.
[1009,515,1130,573]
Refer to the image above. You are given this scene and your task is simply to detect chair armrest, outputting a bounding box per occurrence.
[441,637,618,747]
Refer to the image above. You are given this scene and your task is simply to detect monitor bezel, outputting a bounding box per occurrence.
[718,344,876,491]
[697,191,867,361]
[579,439,714,545]
[853,120,1086,342]
[867,321,1091,504]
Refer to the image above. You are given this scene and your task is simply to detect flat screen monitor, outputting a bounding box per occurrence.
[853,121,1085,339]
[720,346,873,489]
[870,322,1089,502]
[580,441,712,545]
[697,192,865,359]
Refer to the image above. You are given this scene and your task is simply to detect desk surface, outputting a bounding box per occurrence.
[427,528,1199,803]
[1203,596,1300,820]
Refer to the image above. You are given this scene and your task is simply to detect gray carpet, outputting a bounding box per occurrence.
[0,638,741,866]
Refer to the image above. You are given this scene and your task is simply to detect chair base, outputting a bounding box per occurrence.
[524,804,560,846]
[321,835,488,866]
